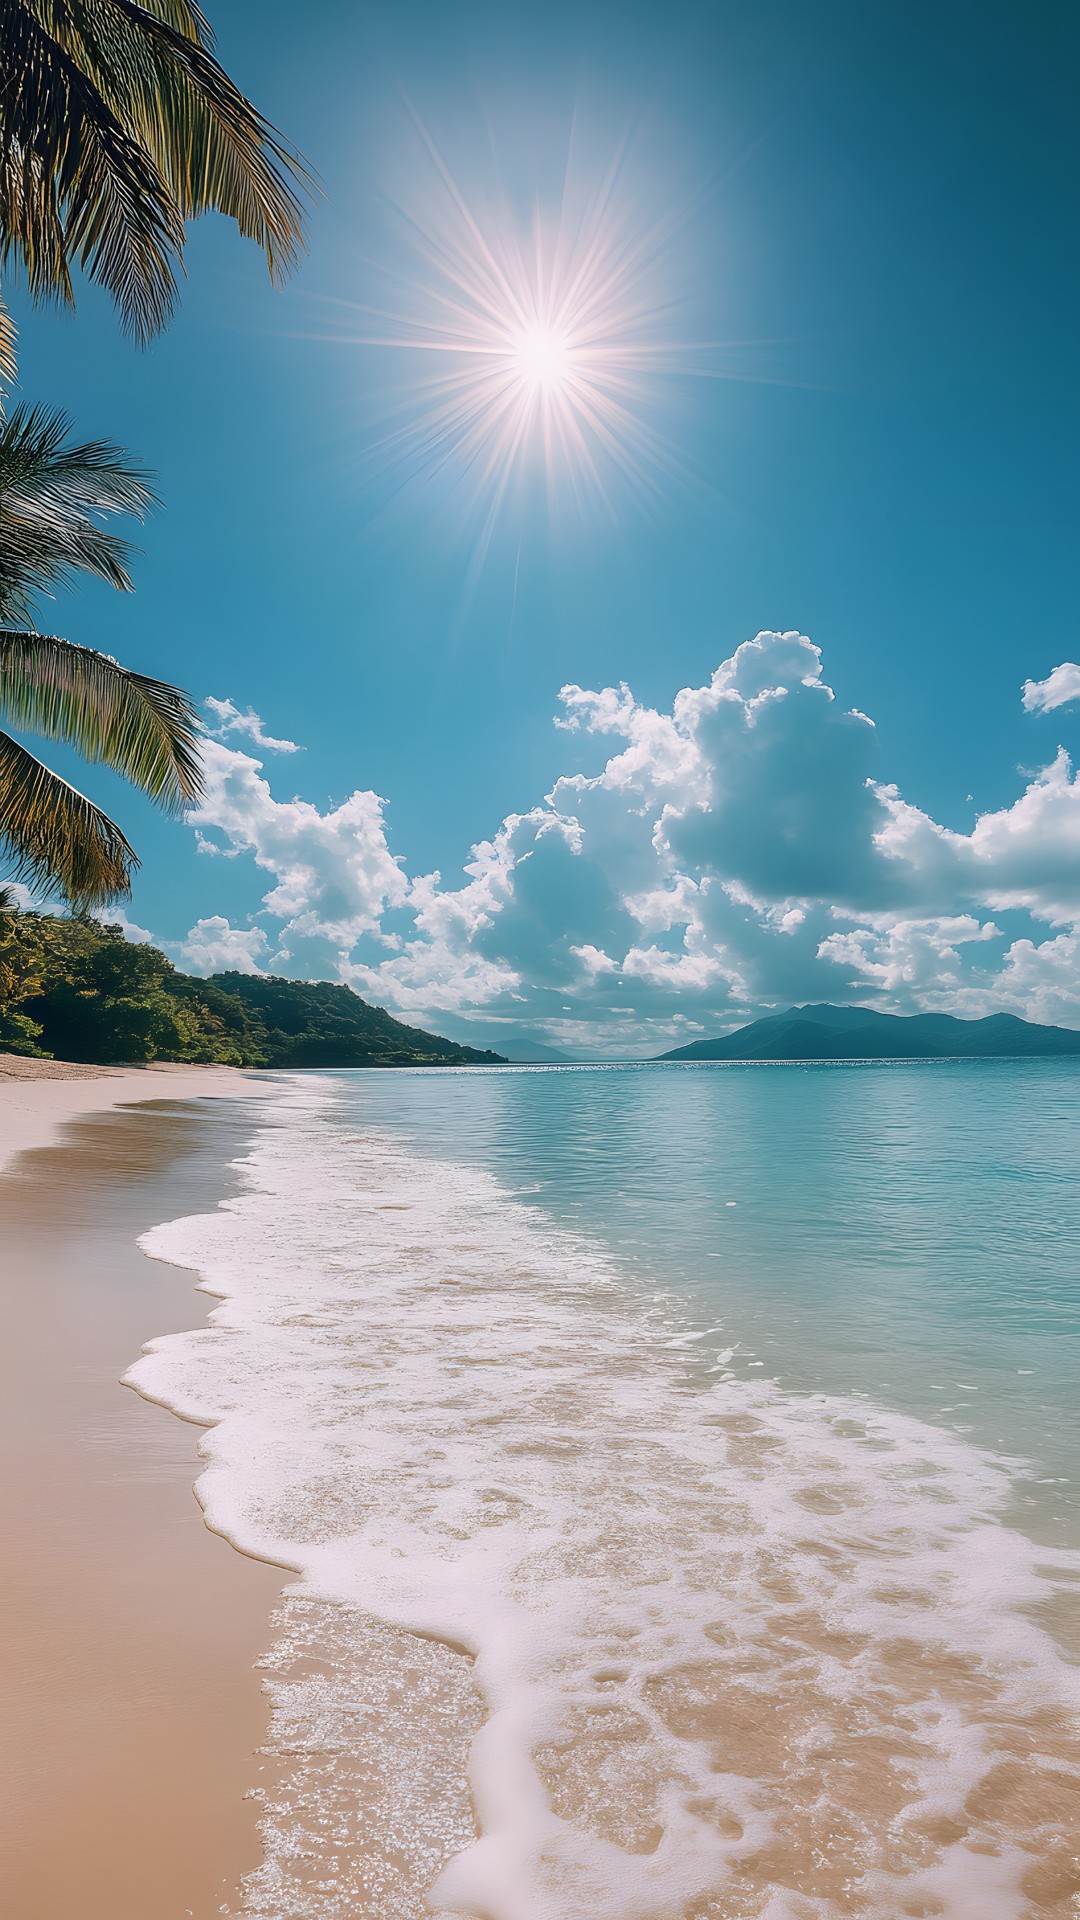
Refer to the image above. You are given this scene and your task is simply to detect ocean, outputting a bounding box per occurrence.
[129,1062,1080,1919]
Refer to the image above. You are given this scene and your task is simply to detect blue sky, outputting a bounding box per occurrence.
[8,0,1080,1053]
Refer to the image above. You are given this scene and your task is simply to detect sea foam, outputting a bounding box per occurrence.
[128,1079,1080,1918]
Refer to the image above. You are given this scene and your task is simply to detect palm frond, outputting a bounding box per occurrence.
[136,1,215,38]
[0,402,156,621]
[0,725,137,904]
[0,402,157,510]
[0,288,15,392]
[104,0,313,280]
[0,58,73,308]
[0,3,186,338]
[0,0,313,339]
[0,629,203,807]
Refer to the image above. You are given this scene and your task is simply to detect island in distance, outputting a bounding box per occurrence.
[659,1004,1080,1062]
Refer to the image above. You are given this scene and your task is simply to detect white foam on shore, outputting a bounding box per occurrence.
[129,1080,1080,1919]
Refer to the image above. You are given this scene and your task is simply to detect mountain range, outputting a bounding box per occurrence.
[658,1004,1080,1061]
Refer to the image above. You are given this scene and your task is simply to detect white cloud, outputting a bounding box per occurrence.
[571,944,618,979]
[820,918,1080,1029]
[188,739,409,949]
[1021,663,1080,714]
[555,679,700,801]
[1,880,46,912]
[874,747,1080,923]
[174,641,1080,1048]
[978,929,1080,1026]
[622,944,728,992]
[94,908,154,944]
[343,810,580,1014]
[204,696,301,754]
[817,917,1001,997]
[179,916,270,976]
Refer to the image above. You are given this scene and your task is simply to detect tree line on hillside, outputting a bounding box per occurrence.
[0,902,504,1068]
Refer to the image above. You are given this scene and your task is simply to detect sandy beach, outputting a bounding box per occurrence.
[4,1058,1079,1918]
[0,1052,263,1173]
[0,1059,282,1920]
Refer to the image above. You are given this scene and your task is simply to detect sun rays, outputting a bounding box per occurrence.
[330,115,702,535]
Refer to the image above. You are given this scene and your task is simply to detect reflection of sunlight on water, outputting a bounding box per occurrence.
[131,1076,1080,1919]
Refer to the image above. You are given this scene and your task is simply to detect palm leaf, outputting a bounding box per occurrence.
[103,0,312,280]
[0,289,15,391]
[0,629,203,807]
[0,402,157,619]
[0,0,312,340]
[0,3,186,338]
[0,725,137,903]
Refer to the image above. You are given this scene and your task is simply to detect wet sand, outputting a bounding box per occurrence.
[0,1081,284,1920]
[0,1053,259,1165]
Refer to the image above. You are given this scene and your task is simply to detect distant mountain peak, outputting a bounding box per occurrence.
[658,1004,1080,1062]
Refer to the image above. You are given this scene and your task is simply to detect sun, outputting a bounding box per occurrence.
[510,323,572,395]
[340,117,695,531]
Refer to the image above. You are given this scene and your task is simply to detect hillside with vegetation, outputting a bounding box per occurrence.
[0,906,504,1068]
[659,1004,1080,1061]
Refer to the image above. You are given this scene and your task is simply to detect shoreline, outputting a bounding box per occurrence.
[0,1051,268,1176]
[0,1070,284,1920]
[5,1060,1079,1914]
[128,1074,1080,1917]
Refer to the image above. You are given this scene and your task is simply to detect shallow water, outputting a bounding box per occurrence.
[131,1064,1080,1918]
[358,1062,1080,1547]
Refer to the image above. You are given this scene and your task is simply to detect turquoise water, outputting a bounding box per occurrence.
[138,1063,1080,1915]
[345,1059,1080,1548]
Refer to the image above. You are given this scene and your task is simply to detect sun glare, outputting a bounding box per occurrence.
[336,116,697,536]
[511,323,571,393]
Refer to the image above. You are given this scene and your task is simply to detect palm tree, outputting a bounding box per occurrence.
[0,0,310,366]
[0,402,202,906]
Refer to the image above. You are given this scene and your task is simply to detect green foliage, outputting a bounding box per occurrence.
[0,898,48,1052]
[0,906,251,1061]
[205,971,506,1068]
[0,905,506,1068]
[0,726,140,907]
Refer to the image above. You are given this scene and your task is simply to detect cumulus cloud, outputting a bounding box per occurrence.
[204,696,301,754]
[817,917,1001,998]
[179,916,271,976]
[94,908,154,944]
[189,738,409,949]
[819,918,1080,1030]
[874,747,1080,923]
[1021,663,1080,714]
[176,654,1080,1048]
[977,929,1080,1027]
[659,634,886,906]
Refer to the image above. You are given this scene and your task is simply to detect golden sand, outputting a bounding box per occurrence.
[0,1089,282,1920]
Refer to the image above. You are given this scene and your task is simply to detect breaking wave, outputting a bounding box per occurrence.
[129,1080,1080,1919]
